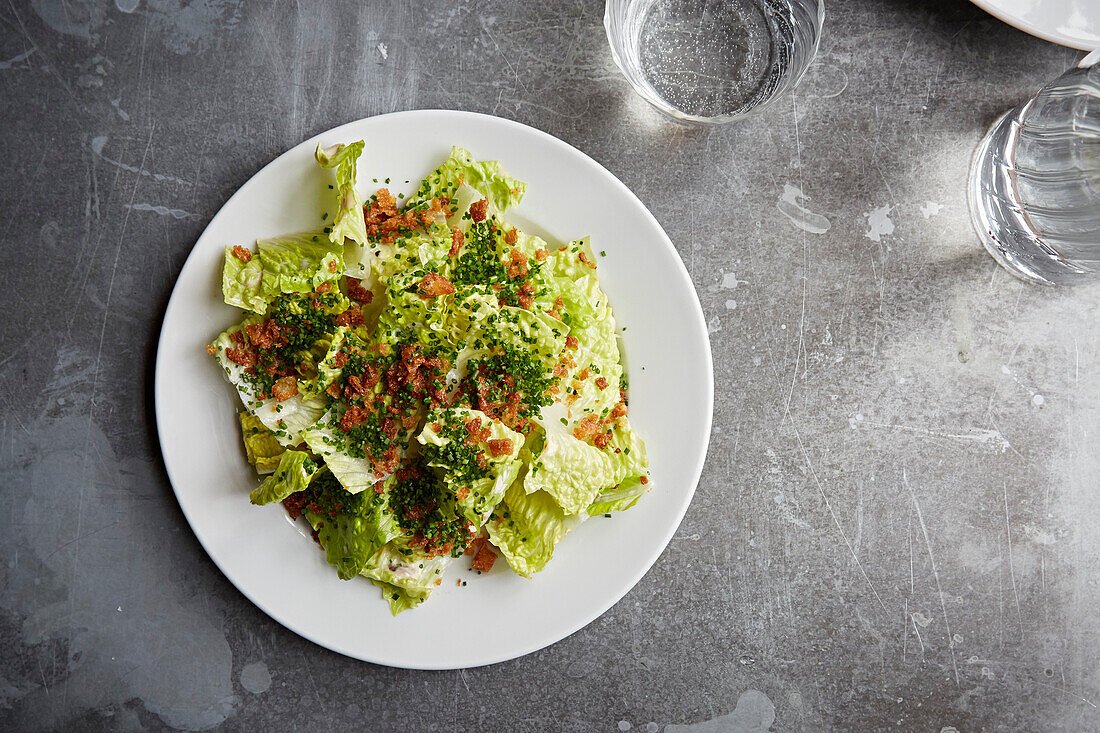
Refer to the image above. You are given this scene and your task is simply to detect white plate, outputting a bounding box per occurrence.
[154,110,713,669]
[970,0,1099,51]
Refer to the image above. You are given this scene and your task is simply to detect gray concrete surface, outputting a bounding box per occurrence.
[2,0,1099,730]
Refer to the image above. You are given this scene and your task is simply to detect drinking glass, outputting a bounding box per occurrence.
[968,51,1100,285]
[604,0,824,124]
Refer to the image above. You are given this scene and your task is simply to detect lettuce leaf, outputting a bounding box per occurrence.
[555,274,623,418]
[315,140,369,246]
[409,146,526,213]
[523,402,648,517]
[239,412,285,474]
[374,270,458,352]
[361,543,452,600]
[301,469,401,580]
[588,474,647,515]
[300,407,395,494]
[488,306,567,367]
[297,326,349,400]
[210,316,328,446]
[417,407,524,524]
[523,426,613,515]
[486,479,582,578]
[371,579,428,615]
[249,450,317,505]
[546,237,598,283]
[222,246,267,313]
[256,230,344,296]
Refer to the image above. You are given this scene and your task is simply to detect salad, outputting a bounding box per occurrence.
[209,141,650,614]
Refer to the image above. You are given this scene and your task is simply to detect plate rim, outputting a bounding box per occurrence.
[969,0,1100,51]
[154,109,714,669]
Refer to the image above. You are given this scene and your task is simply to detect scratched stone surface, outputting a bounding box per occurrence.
[2,0,1099,730]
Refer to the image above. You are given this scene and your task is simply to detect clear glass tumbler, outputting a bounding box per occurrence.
[968,53,1100,285]
[604,0,824,124]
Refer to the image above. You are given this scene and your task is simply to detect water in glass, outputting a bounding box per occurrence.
[968,62,1100,285]
[605,0,823,124]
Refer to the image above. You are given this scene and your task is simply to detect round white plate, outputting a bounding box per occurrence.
[970,0,1099,51]
[155,110,713,669]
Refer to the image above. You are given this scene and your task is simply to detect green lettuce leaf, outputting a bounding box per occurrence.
[443,289,501,345]
[249,450,318,505]
[361,543,453,597]
[588,475,647,515]
[409,146,526,213]
[555,274,623,417]
[210,316,328,446]
[315,140,369,246]
[453,306,567,391]
[222,246,268,313]
[523,425,612,515]
[300,407,396,494]
[370,579,428,615]
[255,230,344,296]
[485,479,582,578]
[445,182,490,232]
[296,326,350,400]
[417,407,524,524]
[374,270,458,353]
[342,238,375,279]
[489,306,567,366]
[524,404,648,516]
[546,237,598,283]
[352,225,445,286]
[529,240,651,514]
[239,412,285,474]
[301,470,401,580]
